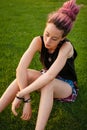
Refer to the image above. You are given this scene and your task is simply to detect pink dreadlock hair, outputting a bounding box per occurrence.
[47,0,80,37]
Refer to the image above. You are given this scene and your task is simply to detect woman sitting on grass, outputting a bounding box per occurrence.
[0,0,80,130]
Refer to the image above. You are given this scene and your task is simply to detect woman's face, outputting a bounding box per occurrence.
[43,23,64,52]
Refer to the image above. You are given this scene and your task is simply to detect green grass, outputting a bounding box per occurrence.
[0,0,87,130]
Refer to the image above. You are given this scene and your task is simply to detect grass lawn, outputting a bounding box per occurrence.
[0,0,87,129]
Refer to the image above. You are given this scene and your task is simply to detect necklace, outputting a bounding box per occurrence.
[48,57,52,62]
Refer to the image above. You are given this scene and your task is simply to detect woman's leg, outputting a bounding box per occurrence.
[0,79,19,112]
[35,79,72,130]
[35,82,54,130]
[0,69,41,112]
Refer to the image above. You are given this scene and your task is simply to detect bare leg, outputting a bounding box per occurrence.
[35,83,54,130]
[35,79,72,130]
[0,79,19,112]
[0,69,41,113]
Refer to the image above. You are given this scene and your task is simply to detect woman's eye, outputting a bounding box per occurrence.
[45,33,49,37]
[52,38,57,41]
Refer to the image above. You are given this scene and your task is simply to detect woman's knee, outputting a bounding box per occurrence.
[40,82,54,94]
[27,69,41,83]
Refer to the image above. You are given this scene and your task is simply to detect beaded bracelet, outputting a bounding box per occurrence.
[16,95,24,101]
[23,98,31,103]
[16,95,31,103]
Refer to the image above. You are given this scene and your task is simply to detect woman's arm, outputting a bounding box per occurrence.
[17,42,73,97]
[12,36,42,117]
[16,36,42,97]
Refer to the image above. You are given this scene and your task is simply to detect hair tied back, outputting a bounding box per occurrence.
[58,0,80,21]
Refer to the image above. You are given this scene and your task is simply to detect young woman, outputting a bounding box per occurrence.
[0,0,80,130]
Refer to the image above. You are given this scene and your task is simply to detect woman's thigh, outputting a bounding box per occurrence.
[52,79,72,99]
[27,69,41,84]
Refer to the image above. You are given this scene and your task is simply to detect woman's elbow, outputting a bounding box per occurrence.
[16,66,23,75]
[16,66,20,73]
[46,72,55,82]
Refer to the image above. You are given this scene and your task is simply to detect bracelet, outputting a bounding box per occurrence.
[16,95,31,103]
[23,98,31,103]
[16,95,24,101]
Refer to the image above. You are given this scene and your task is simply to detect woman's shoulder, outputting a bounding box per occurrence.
[59,38,74,59]
[33,36,42,43]
[61,38,77,59]
[32,36,43,52]
[59,38,72,50]
[64,38,77,59]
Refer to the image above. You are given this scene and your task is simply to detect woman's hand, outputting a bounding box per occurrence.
[11,96,22,116]
[11,92,32,120]
[21,103,32,120]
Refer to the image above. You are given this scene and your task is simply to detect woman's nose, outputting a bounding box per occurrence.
[46,37,51,44]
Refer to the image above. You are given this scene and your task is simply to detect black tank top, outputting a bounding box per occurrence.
[40,36,77,81]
